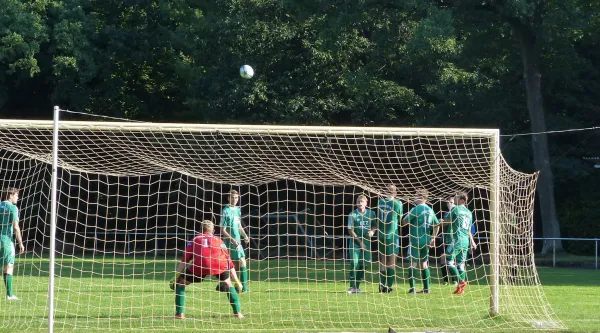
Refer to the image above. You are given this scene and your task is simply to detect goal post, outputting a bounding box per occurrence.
[0,107,563,332]
[489,129,500,317]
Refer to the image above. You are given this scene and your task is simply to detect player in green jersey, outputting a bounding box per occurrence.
[375,184,402,293]
[218,190,251,292]
[445,192,477,295]
[439,197,457,285]
[402,190,440,294]
[346,194,376,294]
[0,187,25,300]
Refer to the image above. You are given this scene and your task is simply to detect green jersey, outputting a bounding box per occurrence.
[347,208,376,248]
[450,205,473,248]
[442,212,453,245]
[221,205,242,248]
[405,204,439,247]
[0,201,19,240]
[377,198,402,239]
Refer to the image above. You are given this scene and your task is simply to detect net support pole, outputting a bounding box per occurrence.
[48,106,60,333]
[489,130,501,317]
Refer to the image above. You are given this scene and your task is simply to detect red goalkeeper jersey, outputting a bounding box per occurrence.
[182,233,233,276]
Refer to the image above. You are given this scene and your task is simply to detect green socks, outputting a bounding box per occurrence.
[356,263,364,289]
[175,285,185,315]
[421,268,431,290]
[3,274,13,297]
[448,265,460,282]
[348,264,356,288]
[176,284,242,316]
[228,287,241,314]
[409,267,416,289]
[386,268,395,288]
[240,266,248,291]
[458,268,466,282]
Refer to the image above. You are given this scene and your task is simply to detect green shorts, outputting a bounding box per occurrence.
[349,245,372,264]
[0,240,15,266]
[378,237,399,256]
[229,243,246,260]
[409,244,430,263]
[449,246,468,266]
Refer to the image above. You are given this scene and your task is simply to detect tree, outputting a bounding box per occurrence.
[436,0,598,253]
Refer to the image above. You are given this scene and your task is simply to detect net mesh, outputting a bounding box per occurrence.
[0,117,562,331]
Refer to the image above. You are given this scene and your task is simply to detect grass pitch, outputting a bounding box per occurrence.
[0,257,598,332]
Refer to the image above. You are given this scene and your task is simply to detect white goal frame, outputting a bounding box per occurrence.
[0,106,511,332]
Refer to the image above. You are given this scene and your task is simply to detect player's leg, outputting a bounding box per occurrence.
[408,244,418,294]
[175,268,200,318]
[218,271,243,318]
[419,246,431,293]
[439,252,448,284]
[377,238,388,292]
[231,244,249,292]
[385,237,398,290]
[238,257,249,292]
[446,248,462,294]
[355,247,369,292]
[347,248,359,293]
[455,248,468,291]
[2,241,17,300]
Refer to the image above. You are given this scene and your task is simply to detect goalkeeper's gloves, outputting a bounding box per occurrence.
[234,280,243,293]
[169,273,181,291]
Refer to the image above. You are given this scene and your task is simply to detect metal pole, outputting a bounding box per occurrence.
[595,240,598,270]
[489,130,500,317]
[553,239,556,268]
[48,106,60,333]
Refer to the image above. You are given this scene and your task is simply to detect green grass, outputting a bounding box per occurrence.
[0,257,598,333]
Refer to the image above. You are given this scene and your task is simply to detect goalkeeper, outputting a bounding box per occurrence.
[171,220,244,319]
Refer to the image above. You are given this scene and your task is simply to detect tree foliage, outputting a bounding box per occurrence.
[0,0,598,248]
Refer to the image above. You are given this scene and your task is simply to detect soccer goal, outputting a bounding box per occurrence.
[0,107,562,332]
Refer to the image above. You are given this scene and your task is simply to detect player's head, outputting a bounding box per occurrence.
[356,194,368,210]
[446,196,455,210]
[454,192,468,205]
[228,190,239,206]
[413,189,428,205]
[3,187,19,204]
[201,220,215,234]
[386,184,397,198]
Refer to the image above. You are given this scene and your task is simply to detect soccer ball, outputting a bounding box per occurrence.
[240,65,254,79]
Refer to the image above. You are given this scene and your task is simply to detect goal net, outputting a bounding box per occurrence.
[0,112,562,332]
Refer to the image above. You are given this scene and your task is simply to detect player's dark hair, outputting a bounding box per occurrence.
[3,187,19,201]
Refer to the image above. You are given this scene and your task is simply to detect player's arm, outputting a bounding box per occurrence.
[469,229,477,249]
[402,211,410,226]
[170,241,195,289]
[239,223,250,245]
[347,215,365,250]
[430,215,440,247]
[12,208,24,254]
[368,212,376,237]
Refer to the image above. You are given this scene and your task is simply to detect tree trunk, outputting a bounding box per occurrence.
[511,19,563,254]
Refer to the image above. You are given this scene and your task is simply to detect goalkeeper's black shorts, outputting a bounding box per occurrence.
[181,267,230,284]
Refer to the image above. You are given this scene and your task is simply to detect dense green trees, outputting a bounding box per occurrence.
[0,0,598,249]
